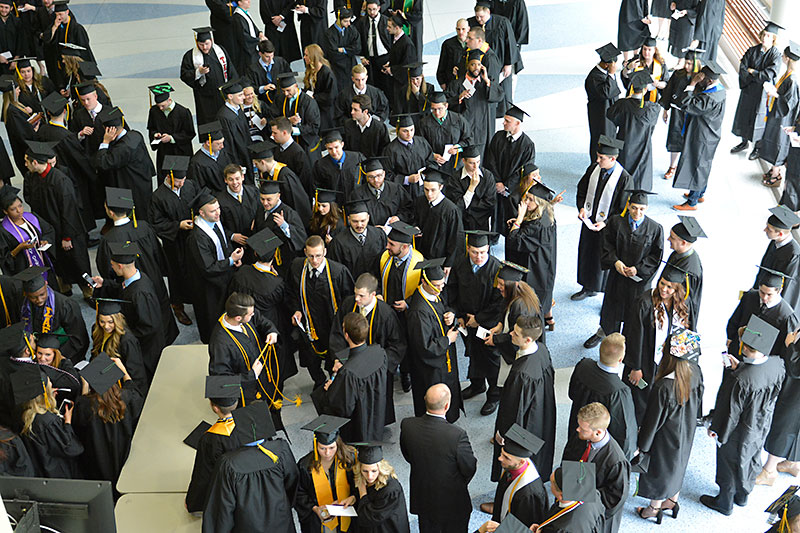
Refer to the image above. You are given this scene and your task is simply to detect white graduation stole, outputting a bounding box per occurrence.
[584,162,622,223]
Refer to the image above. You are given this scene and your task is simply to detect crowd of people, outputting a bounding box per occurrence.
[1,0,800,531]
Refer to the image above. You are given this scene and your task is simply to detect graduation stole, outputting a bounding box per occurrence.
[499,458,540,520]
[417,287,452,373]
[2,213,47,271]
[218,315,278,403]
[464,42,490,73]
[283,94,300,117]
[21,287,55,334]
[627,60,663,102]
[208,416,236,436]
[767,70,793,119]
[234,6,257,38]
[351,301,376,343]
[253,262,278,276]
[300,259,338,350]
[311,461,352,531]
[380,250,423,300]
[0,283,10,325]
[537,501,583,530]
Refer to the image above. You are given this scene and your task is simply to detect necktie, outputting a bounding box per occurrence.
[759,303,767,315]
[357,233,366,246]
[371,19,378,57]
[472,263,480,273]
[360,306,368,317]
[213,223,226,248]
[430,202,435,208]
[237,193,242,203]
[394,257,403,268]
[506,133,513,143]
[266,64,272,83]
[581,441,592,462]
[375,188,381,200]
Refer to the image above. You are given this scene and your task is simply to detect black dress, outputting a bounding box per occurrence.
[667,0,699,56]
[506,211,557,316]
[355,477,410,533]
[23,411,84,478]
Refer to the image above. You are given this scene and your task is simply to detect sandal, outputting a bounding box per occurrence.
[763,175,782,188]
[663,167,676,180]
[544,316,555,331]
[637,505,663,524]
[662,498,680,519]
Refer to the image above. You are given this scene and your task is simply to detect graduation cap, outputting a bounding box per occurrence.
[414,257,446,281]
[332,6,352,20]
[320,127,344,145]
[669,326,702,362]
[97,106,124,127]
[682,46,706,62]
[526,181,556,202]
[40,92,69,117]
[220,78,244,96]
[474,0,492,9]
[460,145,481,159]
[59,43,87,59]
[95,297,129,316]
[82,353,124,395]
[786,41,800,62]
[756,264,792,290]
[74,80,98,96]
[190,187,219,212]
[629,70,653,93]
[401,61,426,78]
[493,514,528,533]
[498,260,529,282]
[315,188,341,204]
[361,156,386,173]
[504,104,529,122]
[465,229,497,248]
[352,442,385,464]
[344,199,369,216]
[105,186,135,212]
[301,415,350,447]
[597,134,624,156]
[630,452,650,474]
[205,375,242,407]
[13,266,49,293]
[429,91,447,105]
[391,113,418,129]
[643,37,657,48]
[0,184,20,211]
[193,26,214,41]
[503,423,544,458]
[741,314,779,355]
[162,155,190,181]
[53,0,70,12]
[108,241,140,264]
[231,400,276,443]
[248,227,281,261]
[78,61,102,79]
[387,221,420,244]
[258,180,283,195]
[183,421,212,450]
[466,48,484,63]
[10,363,49,405]
[625,189,655,205]
[9,57,37,70]
[0,74,17,93]
[148,82,174,104]
[25,140,56,163]
[518,162,538,180]
[768,205,800,230]
[34,332,70,351]
[700,58,725,80]
[0,322,33,359]
[198,121,224,143]
[672,215,706,242]
[659,260,688,284]
[765,486,800,515]
[764,21,784,35]
[422,167,447,184]
[249,140,277,160]
[559,461,598,503]
[595,42,621,62]
[276,72,299,88]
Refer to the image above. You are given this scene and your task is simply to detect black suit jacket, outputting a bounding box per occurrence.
[355,13,392,58]
[399,413,477,523]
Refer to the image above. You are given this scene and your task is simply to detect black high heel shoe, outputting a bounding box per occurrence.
[637,505,663,524]
[662,498,680,519]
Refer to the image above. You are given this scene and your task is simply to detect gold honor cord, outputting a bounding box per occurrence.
[417,287,451,373]
[300,259,338,351]
[351,301,376,343]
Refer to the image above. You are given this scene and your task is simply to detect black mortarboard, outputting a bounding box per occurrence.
[387,221,420,244]
[766,487,800,515]
[276,72,299,88]
[40,92,68,116]
[162,155,190,179]
[353,442,384,464]
[78,61,101,78]
[95,297,128,315]
[191,187,218,211]
[25,140,56,163]
[249,140,276,159]
[630,452,650,474]
[503,423,544,458]
[683,46,705,60]
[643,37,657,48]
[231,401,276,443]
[422,168,446,184]
[0,74,16,93]
[315,188,340,204]
[0,185,20,211]
[498,260,529,282]
[741,314,779,355]
[248,227,281,261]
[148,82,174,104]
[198,121,224,142]
[97,106,124,127]
[660,261,688,284]
[34,332,69,351]
[768,205,800,230]
[672,215,706,242]
[414,257,446,281]
[53,0,70,12]
[669,326,702,362]
[193,26,214,41]
[344,199,369,215]
[391,113,417,129]
[59,44,84,58]
[183,421,212,449]
[560,461,598,503]
[82,353,124,395]
[333,6,352,18]
[0,323,31,358]
[475,0,492,8]
[321,127,344,145]
[402,61,426,77]
[625,189,655,205]
[518,162,538,178]
[466,48,484,62]
[258,180,283,195]
[629,70,652,92]
[494,514,528,533]
[205,375,242,407]
[465,229,497,248]
[389,13,406,28]
[9,57,36,70]
[362,157,386,173]
[786,41,800,62]
[461,145,481,159]
[595,42,621,62]
[10,363,48,405]
[505,104,529,122]
[429,91,447,104]
[302,415,350,446]
[105,186,135,211]
[597,134,624,155]
[74,80,97,96]
[526,181,556,201]
[108,241,140,264]
[764,21,784,34]
[756,264,792,289]
[14,266,48,293]
[701,59,725,80]
[220,78,244,95]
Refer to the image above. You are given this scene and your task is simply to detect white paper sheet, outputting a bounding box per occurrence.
[475,326,491,340]
[581,216,600,231]
[325,505,357,517]
[441,144,454,162]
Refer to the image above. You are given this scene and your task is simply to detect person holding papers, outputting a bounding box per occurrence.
[352,443,410,533]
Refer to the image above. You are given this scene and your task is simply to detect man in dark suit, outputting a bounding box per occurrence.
[355,0,393,97]
[400,383,477,533]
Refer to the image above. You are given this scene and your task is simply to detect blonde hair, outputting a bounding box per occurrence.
[242,83,262,114]
[354,458,397,491]
[2,87,26,121]
[577,402,610,431]
[20,380,57,436]
[303,44,330,91]
[91,312,129,358]
[599,333,625,365]
[523,193,555,223]
[406,73,429,100]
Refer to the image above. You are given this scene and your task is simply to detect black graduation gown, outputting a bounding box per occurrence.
[492,0,529,48]
[586,66,621,161]
[296,0,327,50]
[726,289,799,359]
[536,498,606,533]
[493,345,557,480]
[244,55,292,108]
[490,470,550,528]
[186,222,236,343]
[732,45,781,142]
[23,289,90,364]
[203,438,299,533]
[405,288,463,422]
[343,117,392,159]
[607,98,660,191]
[506,212,557,316]
[382,137,433,200]
[355,477,410,533]
[637,366,704,499]
[0,275,22,327]
[667,248,703,327]
[334,84,390,125]
[186,418,245,513]
[666,0,698,55]
[566,358,638,461]
[272,92,321,153]
[350,180,413,226]
[312,150,365,201]
[4,105,36,174]
[0,15,22,77]
[274,140,314,197]
[323,343,388,442]
[399,83,434,128]
[760,74,800,166]
[94,130,156,221]
[412,196,462,268]
[261,0,302,63]
[436,35,467,90]
[328,225,387,280]
[757,239,800,319]
[781,141,800,211]
[40,358,82,405]
[180,46,238,126]
[308,65,337,131]
[254,201,308,276]
[599,215,663,334]
[295,452,356,533]
[484,130,536,234]
[104,332,148,396]
[766,341,800,461]
[0,212,55,277]
[445,166,497,231]
[659,69,692,153]
[417,111,473,167]
[232,8,260,74]
[320,23,360,93]
[387,33,417,113]
[711,358,784,502]
[217,104,254,177]
[73,380,143,485]
[189,148,233,192]
[148,180,199,305]
[693,0,724,62]
[23,411,84,478]
[217,185,260,241]
[617,0,649,51]
[146,102,196,171]
[205,0,237,60]
[0,427,35,477]
[673,85,726,192]
[466,14,518,116]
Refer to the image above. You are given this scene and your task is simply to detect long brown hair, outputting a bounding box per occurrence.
[309,436,355,471]
[310,201,341,237]
[654,353,694,405]
[89,383,126,424]
[502,280,541,316]
[91,312,129,358]
[303,44,330,91]
[652,280,689,329]
[17,66,48,97]
[20,380,57,436]
[406,74,430,100]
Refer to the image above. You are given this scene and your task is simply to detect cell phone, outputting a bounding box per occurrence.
[59,398,73,412]
[721,351,732,368]
[82,273,97,288]
[636,378,648,390]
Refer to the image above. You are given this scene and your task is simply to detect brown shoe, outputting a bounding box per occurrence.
[682,193,705,203]
[777,460,800,477]
[755,468,778,486]
[672,203,698,211]
[172,305,193,326]
[479,502,494,515]
[664,167,676,180]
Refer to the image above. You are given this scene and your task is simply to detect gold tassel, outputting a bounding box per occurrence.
[132,207,137,228]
